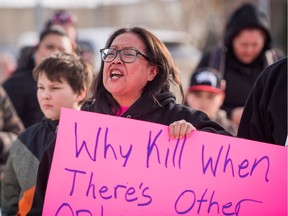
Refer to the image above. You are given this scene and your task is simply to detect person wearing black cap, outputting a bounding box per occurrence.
[193,3,284,126]
[186,68,238,136]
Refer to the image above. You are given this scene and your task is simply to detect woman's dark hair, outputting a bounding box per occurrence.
[38,27,69,43]
[90,26,184,112]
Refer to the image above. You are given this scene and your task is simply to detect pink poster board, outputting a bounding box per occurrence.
[43,108,287,215]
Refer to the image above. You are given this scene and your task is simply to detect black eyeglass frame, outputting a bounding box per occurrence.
[100,47,151,63]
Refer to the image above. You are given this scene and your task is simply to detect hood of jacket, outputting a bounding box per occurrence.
[82,89,176,120]
[224,3,271,51]
[122,90,176,119]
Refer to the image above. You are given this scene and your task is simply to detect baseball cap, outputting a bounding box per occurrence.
[189,68,223,94]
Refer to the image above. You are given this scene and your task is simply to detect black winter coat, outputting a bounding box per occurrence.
[3,63,43,128]
[238,57,287,146]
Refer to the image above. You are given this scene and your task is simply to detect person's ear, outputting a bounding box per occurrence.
[220,79,226,91]
[220,91,226,101]
[76,89,87,103]
[148,66,159,81]
[220,79,226,101]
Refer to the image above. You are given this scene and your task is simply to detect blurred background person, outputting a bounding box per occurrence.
[44,9,78,50]
[0,53,17,84]
[2,28,74,128]
[185,68,238,136]
[193,2,284,126]
[0,86,24,178]
[16,9,78,68]
[0,86,24,207]
[43,9,95,65]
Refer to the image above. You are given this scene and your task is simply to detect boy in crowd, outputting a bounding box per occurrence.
[1,52,93,215]
[185,68,238,136]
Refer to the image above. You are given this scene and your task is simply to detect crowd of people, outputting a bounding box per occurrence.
[0,3,286,215]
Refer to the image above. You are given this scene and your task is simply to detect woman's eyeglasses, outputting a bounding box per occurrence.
[100,47,151,63]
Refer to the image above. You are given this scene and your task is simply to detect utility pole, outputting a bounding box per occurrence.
[35,0,44,33]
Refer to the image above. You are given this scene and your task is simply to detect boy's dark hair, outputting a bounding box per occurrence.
[33,52,93,104]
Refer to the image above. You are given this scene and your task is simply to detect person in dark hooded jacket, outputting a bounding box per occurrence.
[193,3,284,126]
[28,26,231,215]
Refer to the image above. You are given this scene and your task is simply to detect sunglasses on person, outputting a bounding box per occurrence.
[100,47,151,63]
